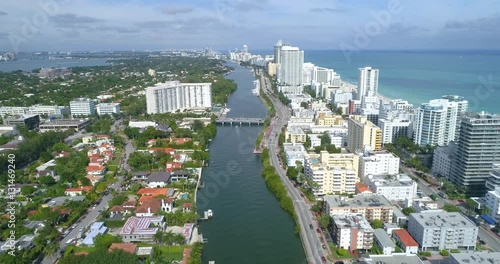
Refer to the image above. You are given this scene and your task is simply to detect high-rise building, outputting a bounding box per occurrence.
[70,98,96,116]
[378,118,413,144]
[486,164,500,191]
[347,115,382,153]
[450,112,500,196]
[432,143,458,179]
[242,44,248,53]
[277,46,304,87]
[413,99,458,146]
[442,95,468,141]
[145,81,212,114]
[274,40,283,64]
[357,67,379,101]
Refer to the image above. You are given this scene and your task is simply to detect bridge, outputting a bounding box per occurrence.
[215,117,265,126]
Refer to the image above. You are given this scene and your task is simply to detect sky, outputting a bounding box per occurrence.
[1,0,500,52]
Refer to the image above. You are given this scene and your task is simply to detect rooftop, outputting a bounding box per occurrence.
[325,194,392,208]
[450,251,500,264]
[119,216,164,236]
[45,196,85,207]
[286,125,305,134]
[40,119,91,126]
[363,254,424,264]
[393,229,419,247]
[367,174,415,188]
[332,214,373,231]
[374,229,396,248]
[410,212,477,229]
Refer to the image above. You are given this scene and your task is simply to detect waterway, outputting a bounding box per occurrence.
[197,62,306,264]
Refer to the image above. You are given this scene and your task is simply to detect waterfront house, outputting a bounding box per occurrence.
[145,171,171,188]
[120,216,165,243]
[170,170,190,182]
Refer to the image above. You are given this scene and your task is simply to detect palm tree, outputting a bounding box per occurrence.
[163,231,175,253]
[173,234,185,246]
[43,240,60,258]
[154,231,164,245]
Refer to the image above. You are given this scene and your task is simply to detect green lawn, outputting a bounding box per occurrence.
[330,245,354,259]
[137,244,190,261]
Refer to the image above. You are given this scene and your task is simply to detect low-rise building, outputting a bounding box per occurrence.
[362,254,424,264]
[332,214,374,251]
[39,119,91,132]
[366,174,417,201]
[145,172,172,188]
[449,252,500,264]
[96,103,120,115]
[485,186,500,223]
[120,216,166,243]
[285,126,306,143]
[325,195,393,222]
[64,186,93,196]
[82,222,108,246]
[5,114,40,130]
[373,228,396,255]
[283,143,307,167]
[392,229,419,254]
[407,212,478,251]
[432,143,458,179]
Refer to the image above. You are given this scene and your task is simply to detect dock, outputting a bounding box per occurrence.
[199,209,213,221]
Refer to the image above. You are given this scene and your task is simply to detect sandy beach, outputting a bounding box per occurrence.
[341,80,393,104]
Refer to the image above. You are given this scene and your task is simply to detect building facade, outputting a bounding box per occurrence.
[325,195,393,222]
[347,115,382,153]
[485,186,500,222]
[359,150,400,178]
[431,143,458,179]
[357,67,379,102]
[70,98,96,116]
[407,212,478,251]
[145,81,212,114]
[332,214,374,251]
[413,99,458,146]
[277,46,304,87]
[96,103,120,115]
[450,112,500,196]
[378,118,413,144]
[366,174,417,201]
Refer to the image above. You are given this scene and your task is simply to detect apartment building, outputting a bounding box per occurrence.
[325,195,393,222]
[332,214,374,251]
[70,98,96,116]
[407,212,478,251]
[359,149,400,178]
[145,81,212,114]
[366,174,417,201]
[285,126,307,143]
[347,115,382,153]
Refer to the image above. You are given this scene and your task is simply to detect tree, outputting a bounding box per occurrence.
[39,151,53,162]
[443,203,462,213]
[320,132,331,145]
[21,185,36,196]
[163,231,175,252]
[300,102,309,108]
[173,234,185,245]
[402,207,416,216]
[39,176,56,186]
[192,120,205,132]
[371,219,384,229]
[318,214,331,229]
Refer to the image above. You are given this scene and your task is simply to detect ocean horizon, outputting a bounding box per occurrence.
[252,49,500,114]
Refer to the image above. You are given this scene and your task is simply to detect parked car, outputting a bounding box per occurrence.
[322,244,327,249]
[309,224,313,229]
[316,228,321,233]
[321,256,327,263]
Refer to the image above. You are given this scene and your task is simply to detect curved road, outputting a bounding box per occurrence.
[259,69,329,264]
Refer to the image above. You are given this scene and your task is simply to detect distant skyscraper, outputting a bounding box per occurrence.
[413,99,458,146]
[450,112,500,196]
[243,44,248,53]
[277,46,304,87]
[146,81,212,114]
[274,40,283,64]
[357,67,379,101]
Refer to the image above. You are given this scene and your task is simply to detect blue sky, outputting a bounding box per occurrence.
[1,0,500,51]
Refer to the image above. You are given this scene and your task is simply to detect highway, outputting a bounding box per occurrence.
[258,69,330,264]
[41,123,134,264]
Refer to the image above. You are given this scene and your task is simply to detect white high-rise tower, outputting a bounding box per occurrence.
[357,67,379,101]
[277,46,304,87]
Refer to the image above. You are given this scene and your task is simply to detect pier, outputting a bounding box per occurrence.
[215,117,265,126]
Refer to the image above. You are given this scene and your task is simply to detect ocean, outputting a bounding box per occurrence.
[255,50,500,114]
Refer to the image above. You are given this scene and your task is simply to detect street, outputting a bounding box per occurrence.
[259,69,330,264]
[41,123,134,264]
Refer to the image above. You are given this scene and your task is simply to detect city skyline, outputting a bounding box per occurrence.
[1,0,500,51]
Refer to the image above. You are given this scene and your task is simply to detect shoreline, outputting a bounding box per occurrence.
[341,80,393,104]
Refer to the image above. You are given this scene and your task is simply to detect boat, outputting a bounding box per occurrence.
[207,209,213,218]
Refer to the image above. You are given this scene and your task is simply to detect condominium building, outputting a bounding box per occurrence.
[304,151,359,196]
[485,186,500,222]
[486,164,500,192]
[277,46,304,87]
[285,126,306,143]
[283,143,307,167]
[379,99,414,120]
[358,149,400,178]
[332,214,374,251]
[431,143,458,179]
[450,112,500,196]
[315,115,344,126]
[357,67,379,103]
[96,103,120,115]
[413,99,459,146]
[442,95,468,141]
[378,118,413,144]
[366,174,417,201]
[347,115,382,153]
[325,195,393,222]
[449,252,500,264]
[145,81,212,114]
[407,212,478,251]
[0,105,69,117]
[70,98,96,116]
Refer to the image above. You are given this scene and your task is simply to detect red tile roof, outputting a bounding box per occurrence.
[137,188,168,196]
[122,200,137,208]
[86,165,106,172]
[135,199,161,214]
[355,182,372,193]
[393,229,419,247]
[181,203,193,209]
[165,162,182,172]
[109,243,138,254]
[65,186,93,193]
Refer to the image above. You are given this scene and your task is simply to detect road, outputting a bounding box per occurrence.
[258,69,329,264]
[41,124,134,264]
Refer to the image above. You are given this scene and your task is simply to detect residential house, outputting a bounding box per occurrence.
[82,222,108,246]
[181,203,193,213]
[170,170,190,182]
[86,175,104,186]
[120,216,165,243]
[86,166,107,175]
[109,206,132,217]
[166,162,182,172]
[355,182,373,195]
[173,153,189,163]
[392,229,419,254]
[373,229,396,255]
[65,186,93,196]
[145,172,171,188]
[132,171,150,182]
[135,198,174,217]
[170,137,192,145]
[53,151,70,158]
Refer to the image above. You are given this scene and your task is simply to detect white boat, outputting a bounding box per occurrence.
[207,209,213,218]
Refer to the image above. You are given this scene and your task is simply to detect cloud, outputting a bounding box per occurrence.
[51,13,104,27]
[215,0,268,12]
[135,20,173,29]
[445,14,500,32]
[58,29,81,38]
[161,6,194,15]
[0,11,7,16]
[0,32,8,37]
[310,7,346,13]
[95,25,141,33]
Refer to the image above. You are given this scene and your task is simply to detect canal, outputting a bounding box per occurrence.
[197,62,306,264]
